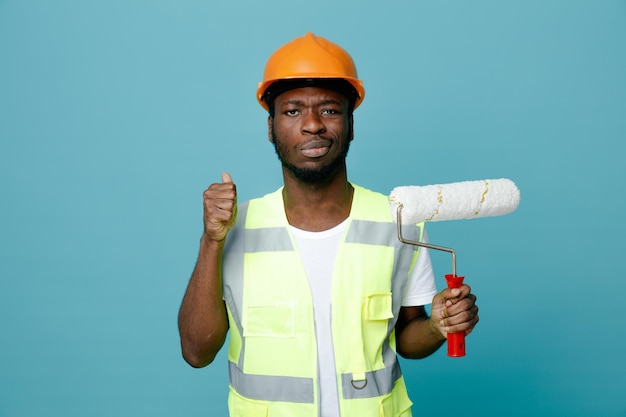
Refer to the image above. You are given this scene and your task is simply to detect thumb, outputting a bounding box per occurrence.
[221,172,233,183]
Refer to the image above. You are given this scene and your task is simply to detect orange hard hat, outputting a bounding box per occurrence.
[257,32,365,111]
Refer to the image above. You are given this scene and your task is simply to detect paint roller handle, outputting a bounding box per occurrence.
[445,274,466,357]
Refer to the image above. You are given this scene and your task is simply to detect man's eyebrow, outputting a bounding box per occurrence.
[318,99,343,106]
[280,99,305,107]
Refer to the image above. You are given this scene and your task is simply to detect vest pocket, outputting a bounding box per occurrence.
[363,293,393,320]
[228,386,269,417]
[244,303,296,338]
[359,292,394,369]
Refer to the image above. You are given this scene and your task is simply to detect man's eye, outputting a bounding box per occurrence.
[285,110,299,116]
[322,109,340,115]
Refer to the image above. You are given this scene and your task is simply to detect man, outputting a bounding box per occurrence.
[178,33,479,417]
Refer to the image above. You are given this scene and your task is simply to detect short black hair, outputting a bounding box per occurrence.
[264,78,357,117]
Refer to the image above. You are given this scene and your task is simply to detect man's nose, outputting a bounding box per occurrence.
[301,111,326,135]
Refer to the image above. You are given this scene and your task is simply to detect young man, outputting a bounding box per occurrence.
[178,33,479,417]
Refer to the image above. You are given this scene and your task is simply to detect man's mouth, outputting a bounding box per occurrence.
[300,139,331,158]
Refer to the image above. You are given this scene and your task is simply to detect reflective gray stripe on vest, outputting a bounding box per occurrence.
[222,202,248,369]
[245,227,293,253]
[341,219,420,400]
[223,212,422,402]
[229,361,314,403]
[341,348,402,399]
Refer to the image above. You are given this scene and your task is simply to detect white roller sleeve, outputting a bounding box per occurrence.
[389,178,520,224]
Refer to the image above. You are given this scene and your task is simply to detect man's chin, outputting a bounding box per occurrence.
[283,162,341,184]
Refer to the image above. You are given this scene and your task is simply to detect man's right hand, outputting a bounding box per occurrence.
[179,172,235,367]
[202,172,237,242]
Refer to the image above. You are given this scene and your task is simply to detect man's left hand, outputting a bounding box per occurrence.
[429,285,479,338]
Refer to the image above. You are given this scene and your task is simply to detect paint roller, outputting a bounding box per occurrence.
[389,178,520,357]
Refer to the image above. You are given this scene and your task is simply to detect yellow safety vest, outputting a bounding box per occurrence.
[222,184,424,417]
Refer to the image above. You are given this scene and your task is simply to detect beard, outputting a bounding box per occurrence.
[272,126,352,184]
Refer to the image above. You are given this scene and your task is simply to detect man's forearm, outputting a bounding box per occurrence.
[396,316,446,359]
[178,236,229,368]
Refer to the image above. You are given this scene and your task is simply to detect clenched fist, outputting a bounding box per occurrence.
[429,285,479,338]
[202,172,237,242]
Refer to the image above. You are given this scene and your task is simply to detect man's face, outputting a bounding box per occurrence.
[269,87,353,184]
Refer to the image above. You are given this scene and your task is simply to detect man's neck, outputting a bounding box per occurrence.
[281,171,353,232]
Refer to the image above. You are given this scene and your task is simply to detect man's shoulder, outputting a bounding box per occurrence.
[236,187,287,228]
[351,183,386,199]
[351,183,393,222]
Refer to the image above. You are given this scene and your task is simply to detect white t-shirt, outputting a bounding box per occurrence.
[290,220,437,417]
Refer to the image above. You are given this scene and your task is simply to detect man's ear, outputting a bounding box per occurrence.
[268,116,274,143]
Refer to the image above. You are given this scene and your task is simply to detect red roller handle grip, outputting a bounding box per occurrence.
[445,274,466,357]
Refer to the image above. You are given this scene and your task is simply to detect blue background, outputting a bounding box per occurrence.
[1,1,625,416]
